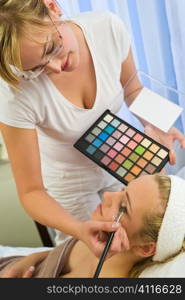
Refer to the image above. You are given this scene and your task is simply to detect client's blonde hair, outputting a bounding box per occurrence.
[0,0,51,88]
[129,174,185,278]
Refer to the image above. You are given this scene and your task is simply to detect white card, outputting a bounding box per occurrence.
[129,87,183,132]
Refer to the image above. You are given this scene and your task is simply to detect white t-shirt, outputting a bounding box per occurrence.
[0,11,130,189]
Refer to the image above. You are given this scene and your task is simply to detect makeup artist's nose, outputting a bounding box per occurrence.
[46,59,62,73]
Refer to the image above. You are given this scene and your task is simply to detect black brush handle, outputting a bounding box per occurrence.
[93,231,115,278]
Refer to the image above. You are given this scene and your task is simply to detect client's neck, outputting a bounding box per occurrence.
[94,250,140,278]
[66,240,141,278]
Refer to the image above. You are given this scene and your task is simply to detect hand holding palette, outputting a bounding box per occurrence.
[74,110,169,185]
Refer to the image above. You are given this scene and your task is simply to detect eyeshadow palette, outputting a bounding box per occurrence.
[74,110,170,185]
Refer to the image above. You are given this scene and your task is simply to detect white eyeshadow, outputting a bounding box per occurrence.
[104,114,114,123]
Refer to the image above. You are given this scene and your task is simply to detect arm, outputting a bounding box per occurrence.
[0,250,50,278]
[0,124,83,238]
[0,123,122,257]
[120,49,185,164]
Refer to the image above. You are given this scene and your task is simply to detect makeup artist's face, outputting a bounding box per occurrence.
[91,175,163,244]
[19,15,80,75]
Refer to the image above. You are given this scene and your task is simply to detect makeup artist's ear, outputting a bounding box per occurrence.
[132,242,156,258]
[43,0,62,17]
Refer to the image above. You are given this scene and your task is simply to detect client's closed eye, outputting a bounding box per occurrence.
[120,203,128,214]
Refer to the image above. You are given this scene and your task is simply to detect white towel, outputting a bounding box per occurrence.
[153,175,185,261]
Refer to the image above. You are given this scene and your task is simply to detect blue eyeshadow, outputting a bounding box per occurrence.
[86,145,97,154]
[104,125,115,134]
[98,132,109,141]
[92,138,103,148]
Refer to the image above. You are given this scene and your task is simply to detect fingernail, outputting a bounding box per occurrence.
[112,222,119,228]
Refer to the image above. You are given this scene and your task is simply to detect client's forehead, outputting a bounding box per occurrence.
[127,175,161,214]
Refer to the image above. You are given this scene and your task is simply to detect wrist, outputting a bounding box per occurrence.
[70,220,84,241]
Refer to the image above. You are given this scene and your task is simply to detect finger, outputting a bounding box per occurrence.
[170,128,185,148]
[111,228,130,253]
[181,139,185,149]
[91,221,120,233]
[169,149,176,165]
[1,270,17,278]
[22,266,35,278]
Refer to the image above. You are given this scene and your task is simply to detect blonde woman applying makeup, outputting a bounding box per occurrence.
[1,174,185,278]
[0,0,185,258]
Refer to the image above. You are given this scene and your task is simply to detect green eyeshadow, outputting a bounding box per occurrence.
[122,160,133,170]
[135,145,145,155]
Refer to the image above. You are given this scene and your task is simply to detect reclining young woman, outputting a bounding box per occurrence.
[0,173,185,278]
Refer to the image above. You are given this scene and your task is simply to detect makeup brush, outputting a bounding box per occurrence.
[93,206,126,278]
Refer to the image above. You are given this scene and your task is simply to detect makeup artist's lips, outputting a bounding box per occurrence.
[62,55,70,71]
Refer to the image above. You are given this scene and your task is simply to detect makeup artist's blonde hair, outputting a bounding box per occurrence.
[0,0,51,88]
[129,174,185,278]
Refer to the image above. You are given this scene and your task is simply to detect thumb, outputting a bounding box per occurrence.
[23,266,35,278]
[91,220,120,233]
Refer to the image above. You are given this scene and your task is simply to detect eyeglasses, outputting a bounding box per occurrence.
[18,15,64,80]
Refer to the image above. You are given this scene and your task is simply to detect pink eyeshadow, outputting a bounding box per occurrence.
[112,130,122,139]
[113,142,124,151]
[133,133,143,143]
[120,135,130,145]
[127,140,137,150]
[107,149,118,158]
[101,156,111,166]
[100,144,110,153]
[126,128,135,137]
[106,137,116,146]
[118,124,128,133]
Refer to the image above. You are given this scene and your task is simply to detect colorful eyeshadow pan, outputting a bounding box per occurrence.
[106,137,116,146]
[118,124,128,133]
[149,144,160,153]
[113,142,124,151]
[112,130,122,139]
[98,132,109,141]
[85,134,95,143]
[120,135,130,144]
[126,128,135,137]
[108,161,119,171]
[74,110,169,185]
[92,127,101,136]
[115,154,125,164]
[92,138,103,148]
[133,133,143,143]
[100,144,110,153]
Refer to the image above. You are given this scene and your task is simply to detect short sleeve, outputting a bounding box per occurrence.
[109,12,131,62]
[0,79,37,129]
